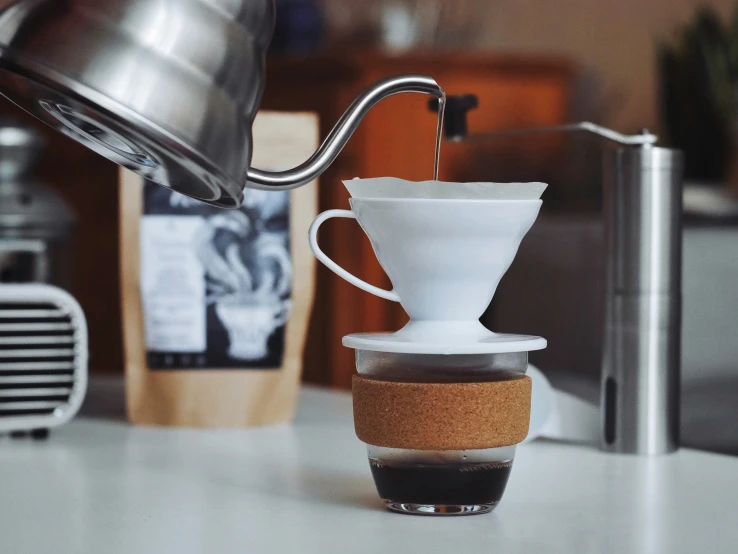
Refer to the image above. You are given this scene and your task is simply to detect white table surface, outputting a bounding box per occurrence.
[2,379,738,554]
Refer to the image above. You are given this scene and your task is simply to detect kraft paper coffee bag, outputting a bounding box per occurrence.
[119,112,318,427]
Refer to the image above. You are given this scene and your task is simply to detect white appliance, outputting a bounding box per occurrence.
[0,284,87,438]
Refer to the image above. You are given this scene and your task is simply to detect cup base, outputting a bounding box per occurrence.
[385,501,497,516]
[368,448,514,517]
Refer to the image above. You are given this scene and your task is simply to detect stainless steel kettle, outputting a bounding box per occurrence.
[0,0,443,207]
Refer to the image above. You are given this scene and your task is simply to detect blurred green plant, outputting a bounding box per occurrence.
[659,6,738,181]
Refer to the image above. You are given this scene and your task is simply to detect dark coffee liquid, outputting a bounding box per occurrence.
[370,460,513,506]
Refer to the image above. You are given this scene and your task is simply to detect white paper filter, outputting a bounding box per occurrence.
[344,177,547,200]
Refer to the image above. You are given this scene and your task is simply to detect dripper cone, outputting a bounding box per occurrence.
[347,188,544,339]
[309,179,548,352]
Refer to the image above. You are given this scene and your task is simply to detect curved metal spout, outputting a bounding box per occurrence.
[246,74,445,190]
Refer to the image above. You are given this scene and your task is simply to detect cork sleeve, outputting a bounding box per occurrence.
[353,374,532,450]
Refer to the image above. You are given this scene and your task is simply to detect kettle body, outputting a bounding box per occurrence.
[0,0,274,206]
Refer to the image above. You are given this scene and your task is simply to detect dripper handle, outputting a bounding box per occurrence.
[308,210,400,302]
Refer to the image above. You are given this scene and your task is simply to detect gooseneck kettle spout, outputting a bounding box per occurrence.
[0,0,444,207]
[246,75,444,190]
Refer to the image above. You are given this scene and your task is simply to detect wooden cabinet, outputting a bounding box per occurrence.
[262,53,574,388]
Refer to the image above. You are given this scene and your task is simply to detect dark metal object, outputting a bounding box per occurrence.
[429,95,478,141]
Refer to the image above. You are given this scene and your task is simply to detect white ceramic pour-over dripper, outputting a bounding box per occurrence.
[308,181,547,354]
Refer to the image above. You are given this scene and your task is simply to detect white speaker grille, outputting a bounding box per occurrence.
[0,287,87,431]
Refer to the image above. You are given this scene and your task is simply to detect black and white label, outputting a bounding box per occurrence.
[141,183,291,369]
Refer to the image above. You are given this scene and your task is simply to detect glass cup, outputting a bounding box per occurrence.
[367,444,517,515]
[355,349,529,516]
